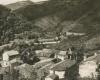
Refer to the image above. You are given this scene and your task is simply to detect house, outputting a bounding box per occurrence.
[0,58,23,80]
[33,58,60,80]
[2,50,19,67]
[79,53,100,79]
[55,51,67,60]
[33,58,54,70]
[37,63,54,80]
[49,59,77,80]
[35,49,56,58]
[38,38,55,43]
[10,58,23,68]
[2,50,19,61]
[65,32,85,36]
[0,63,12,80]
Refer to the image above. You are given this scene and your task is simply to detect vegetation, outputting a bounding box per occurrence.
[0,0,100,53]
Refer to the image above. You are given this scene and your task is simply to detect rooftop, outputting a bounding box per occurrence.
[10,58,23,64]
[3,50,19,56]
[33,58,54,69]
[57,51,67,56]
[51,59,76,71]
[84,54,100,64]
[37,63,54,77]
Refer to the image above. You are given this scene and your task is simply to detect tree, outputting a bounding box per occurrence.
[21,48,40,65]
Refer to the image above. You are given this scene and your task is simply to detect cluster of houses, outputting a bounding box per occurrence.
[0,47,100,80]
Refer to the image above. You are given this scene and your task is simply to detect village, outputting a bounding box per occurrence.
[0,0,100,80]
[0,33,100,80]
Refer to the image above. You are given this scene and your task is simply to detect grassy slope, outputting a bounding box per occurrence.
[13,0,95,38]
[69,1,100,50]
[1,0,100,51]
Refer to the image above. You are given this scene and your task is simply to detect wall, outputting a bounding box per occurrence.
[57,55,64,61]
[2,53,9,61]
[45,77,52,80]
[55,71,65,79]
[79,61,97,78]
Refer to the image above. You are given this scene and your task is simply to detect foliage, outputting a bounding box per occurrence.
[20,47,40,65]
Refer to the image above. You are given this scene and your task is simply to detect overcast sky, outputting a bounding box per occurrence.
[0,0,48,5]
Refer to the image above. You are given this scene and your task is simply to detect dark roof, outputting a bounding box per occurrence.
[37,63,54,77]
[47,73,59,80]
[33,58,53,69]
[51,59,76,71]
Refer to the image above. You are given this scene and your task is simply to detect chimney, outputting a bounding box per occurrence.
[84,55,87,61]
[94,53,97,56]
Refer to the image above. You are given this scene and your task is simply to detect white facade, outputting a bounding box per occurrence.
[79,61,97,78]
[45,77,52,80]
[55,54,67,61]
[49,70,54,74]
[55,51,67,60]
[58,55,65,61]
[49,70,65,79]
[2,52,9,61]
[55,71,65,79]
[1,61,11,67]
[66,32,85,36]
[2,50,19,61]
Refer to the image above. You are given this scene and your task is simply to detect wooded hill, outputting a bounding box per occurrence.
[0,0,100,50]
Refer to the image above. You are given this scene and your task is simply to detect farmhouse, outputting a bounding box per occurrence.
[79,53,100,79]
[55,51,67,60]
[2,50,19,67]
[48,59,77,80]
[2,50,19,61]
[35,49,57,58]
[37,63,54,80]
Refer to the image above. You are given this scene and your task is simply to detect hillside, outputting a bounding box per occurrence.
[0,5,10,18]
[6,0,34,11]
[0,5,44,45]
[14,0,95,20]
[68,0,100,50]
[0,0,100,51]
[12,0,96,37]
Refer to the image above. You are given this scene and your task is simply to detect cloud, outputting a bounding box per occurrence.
[0,0,48,5]
[31,0,48,2]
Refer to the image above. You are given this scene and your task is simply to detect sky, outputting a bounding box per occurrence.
[0,0,48,5]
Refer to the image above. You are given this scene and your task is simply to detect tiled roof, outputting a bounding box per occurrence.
[3,50,19,56]
[37,63,54,78]
[84,54,100,63]
[51,59,76,71]
[10,58,23,64]
[57,51,67,56]
[33,58,54,69]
